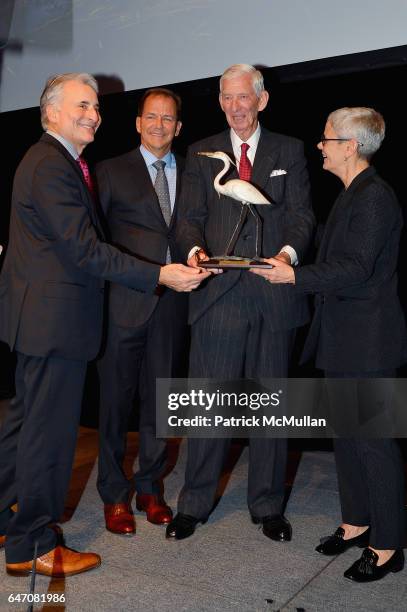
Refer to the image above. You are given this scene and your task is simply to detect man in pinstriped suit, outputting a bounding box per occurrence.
[167,64,315,541]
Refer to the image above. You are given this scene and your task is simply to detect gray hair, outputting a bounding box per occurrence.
[328,107,385,159]
[40,72,98,130]
[220,64,265,98]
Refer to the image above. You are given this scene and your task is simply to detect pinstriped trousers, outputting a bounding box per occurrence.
[178,275,294,519]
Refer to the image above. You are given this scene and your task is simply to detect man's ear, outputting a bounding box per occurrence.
[258,90,269,112]
[136,116,141,135]
[219,92,225,113]
[46,104,59,125]
[175,121,182,137]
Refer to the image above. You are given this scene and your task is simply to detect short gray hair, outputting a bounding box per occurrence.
[40,72,98,130]
[328,107,385,159]
[220,64,265,98]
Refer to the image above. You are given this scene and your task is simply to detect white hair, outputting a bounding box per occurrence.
[40,72,98,130]
[220,64,265,98]
[328,107,385,158]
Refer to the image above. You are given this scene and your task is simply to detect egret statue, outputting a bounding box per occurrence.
[198,151,270,205]
[198,151,271,258]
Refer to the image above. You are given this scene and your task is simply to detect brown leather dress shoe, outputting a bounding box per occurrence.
[6,545,101,577]
[104,503,135,535]
[0,534,5,548]
[136,494,173,525]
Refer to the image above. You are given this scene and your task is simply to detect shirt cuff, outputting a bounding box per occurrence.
[188,246,201,260]
[280,245,298,266]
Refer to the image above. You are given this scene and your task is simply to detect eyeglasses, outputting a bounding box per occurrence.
[319,135,363,146]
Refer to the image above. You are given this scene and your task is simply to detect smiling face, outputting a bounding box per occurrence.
[219,73,269,141]
[136,94,182,158]
[317,121,353,177]
[46,80,101,154]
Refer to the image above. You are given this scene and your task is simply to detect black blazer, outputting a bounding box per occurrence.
[96,148,186,327]
[176,128,315,329]
[0,134,159,361]
[297,166,407,372]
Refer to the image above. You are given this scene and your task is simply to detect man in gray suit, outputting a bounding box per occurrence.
[167,64,314,541]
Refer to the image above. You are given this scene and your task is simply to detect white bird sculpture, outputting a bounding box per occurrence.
[198,151,271,205]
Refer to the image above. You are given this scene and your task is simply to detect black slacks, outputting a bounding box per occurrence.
[97,289,187,503]
[178,276,294,520]
[0,352,86,563]
[327,370,405,549]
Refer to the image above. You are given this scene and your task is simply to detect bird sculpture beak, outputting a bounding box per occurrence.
[197,151,236,167]
[197,151,215,157]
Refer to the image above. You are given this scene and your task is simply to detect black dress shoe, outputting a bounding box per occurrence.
[252,514,292,542]
[165,513,203,540]
[316,526,370,556]
[344,548,404,582]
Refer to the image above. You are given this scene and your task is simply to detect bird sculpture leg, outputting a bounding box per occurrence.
[247,204,261,258]
[225,204,248,256]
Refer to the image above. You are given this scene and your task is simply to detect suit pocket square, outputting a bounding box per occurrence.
[270,169,287,177]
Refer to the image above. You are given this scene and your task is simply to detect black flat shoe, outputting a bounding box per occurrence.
[315,526,370,556]
[344,548,404,582]
[165,513,205,540]
[252,514,292,542]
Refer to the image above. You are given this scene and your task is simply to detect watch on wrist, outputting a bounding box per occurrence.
[196,248,206,262]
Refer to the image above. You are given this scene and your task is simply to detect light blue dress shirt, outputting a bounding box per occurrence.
[46,130,79,160]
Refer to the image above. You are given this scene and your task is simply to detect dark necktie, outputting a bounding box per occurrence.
[77,156,95,197]
[153,160,172,263]
[153,160,172,226]
[239,143,252,182]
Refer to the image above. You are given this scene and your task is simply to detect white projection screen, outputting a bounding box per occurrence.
[1,0,407,113]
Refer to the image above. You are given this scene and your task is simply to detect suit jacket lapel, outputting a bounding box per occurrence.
[40,134,105,237]
[317,167,376,262]
[210,131,237,179]
[129,148,172,228]
[170,154,184,229]
[316,191,346,262]
[41,133,84,185]
[251,130,280,190]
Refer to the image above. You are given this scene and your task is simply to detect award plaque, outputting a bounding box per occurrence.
[199,256,273,269]
[197,151,273,269]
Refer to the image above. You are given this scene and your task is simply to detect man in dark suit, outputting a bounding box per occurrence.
[167,64,314,540]
[96,88,188,534]
[0,73,209,577]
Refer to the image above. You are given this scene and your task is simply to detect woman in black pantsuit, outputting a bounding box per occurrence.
[252,107,406,582]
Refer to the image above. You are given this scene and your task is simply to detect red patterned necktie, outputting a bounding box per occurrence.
[77,156,95,197]
[239,142,252,182]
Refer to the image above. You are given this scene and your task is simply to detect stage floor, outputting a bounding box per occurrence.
[0,400,406,611]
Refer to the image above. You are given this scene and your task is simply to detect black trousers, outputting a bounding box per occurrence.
[0,352,86,563]
[97,290,188,503]
[327,370,405,549]
[178,278,294,520]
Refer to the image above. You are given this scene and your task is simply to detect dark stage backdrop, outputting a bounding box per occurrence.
[1,54,406,423]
